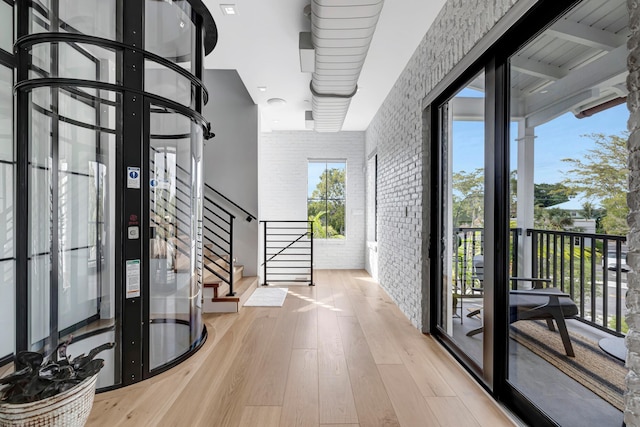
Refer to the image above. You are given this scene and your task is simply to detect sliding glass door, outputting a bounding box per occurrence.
[432,0,628,425]
[437,72,487,371]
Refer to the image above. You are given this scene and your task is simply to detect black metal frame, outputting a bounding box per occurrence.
[261,220,314,287]
[307,160,347,238]
[11,0,215,390]
[428,0,582,425]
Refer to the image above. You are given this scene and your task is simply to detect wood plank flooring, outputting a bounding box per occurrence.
[86,270,516,427]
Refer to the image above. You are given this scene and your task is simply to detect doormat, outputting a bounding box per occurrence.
[511,320,626,411]
[243,287,288,307]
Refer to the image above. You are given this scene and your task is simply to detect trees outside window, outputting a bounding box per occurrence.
[308,161,346,239]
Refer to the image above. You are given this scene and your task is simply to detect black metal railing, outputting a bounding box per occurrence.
[453,227,628,335]
[206,184,257,222]
[261,220,313,286]
[453,227,520,296]
[202,193,236,296]
[149,149,237,296]
[528,229,627,335]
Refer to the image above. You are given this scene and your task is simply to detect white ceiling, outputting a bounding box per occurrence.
[202,0,447,132]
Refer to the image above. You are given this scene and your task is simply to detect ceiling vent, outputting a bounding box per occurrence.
[308,0,383,132]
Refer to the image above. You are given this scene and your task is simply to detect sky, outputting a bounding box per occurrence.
[452,102,628,186]
[307,161,346,197]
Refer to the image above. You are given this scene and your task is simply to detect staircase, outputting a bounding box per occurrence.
[201,186,259,313]
[202,264,259,313]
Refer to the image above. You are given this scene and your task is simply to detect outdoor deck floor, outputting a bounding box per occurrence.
[452,300,623,427]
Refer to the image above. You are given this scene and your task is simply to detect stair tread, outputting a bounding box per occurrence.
[212,276,258,300]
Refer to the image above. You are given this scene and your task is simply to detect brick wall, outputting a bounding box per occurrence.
[365,0,519,329]
[259,131,365,269]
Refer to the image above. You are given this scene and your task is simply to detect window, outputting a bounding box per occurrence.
[308,161,346,239]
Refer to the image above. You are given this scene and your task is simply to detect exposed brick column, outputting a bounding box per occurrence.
[627,1,640,424]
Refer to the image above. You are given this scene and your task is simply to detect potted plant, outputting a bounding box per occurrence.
[0,338,115,427]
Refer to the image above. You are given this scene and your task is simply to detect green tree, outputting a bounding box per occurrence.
[533,183,573,207]
[452,168,484,227]
[561,133,629,235]
[534,206,574,231]
[308,167,345,238]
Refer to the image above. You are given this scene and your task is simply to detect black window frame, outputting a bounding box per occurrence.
[307,160,347,239]
[428,1,582,426]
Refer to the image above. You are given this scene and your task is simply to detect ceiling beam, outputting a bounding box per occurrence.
[524,44,627,126]
[547,19,627,51]
[511,56,567,80]
[450,97,484,121]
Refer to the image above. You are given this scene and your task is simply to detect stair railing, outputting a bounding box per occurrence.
[204,183,257,222]
[202,194,236,296]
[260,220,314,286]
[150,147,236,296]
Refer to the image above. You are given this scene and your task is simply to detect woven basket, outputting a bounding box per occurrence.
[0,374,98,427]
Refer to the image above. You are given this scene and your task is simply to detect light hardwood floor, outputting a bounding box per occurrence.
[86,269,517,427]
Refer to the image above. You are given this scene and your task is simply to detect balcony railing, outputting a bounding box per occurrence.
[454,227,627,336]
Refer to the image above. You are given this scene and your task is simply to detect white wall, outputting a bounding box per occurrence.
[202,70,259,276]
[260,131,365,269]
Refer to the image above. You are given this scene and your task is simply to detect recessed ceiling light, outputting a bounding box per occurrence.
[258,86,267,92]
[267,98,287,106]
[220,4,237,15]
[273,120,279,124]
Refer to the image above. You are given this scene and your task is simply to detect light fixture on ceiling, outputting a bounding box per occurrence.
[267,98,287,106]
[220,4,237,15]
[299,32,315,73]
[258,86,267,92]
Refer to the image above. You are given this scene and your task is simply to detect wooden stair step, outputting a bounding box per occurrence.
[202,276,259,313]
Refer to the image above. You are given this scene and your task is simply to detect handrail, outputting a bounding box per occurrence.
[148,151,236,296]
[205,183,257,222]
[261,220,314,286]
[455,226,628,336]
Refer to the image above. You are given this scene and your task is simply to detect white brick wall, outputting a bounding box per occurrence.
[259,131,366,269]
[365,0,520,329]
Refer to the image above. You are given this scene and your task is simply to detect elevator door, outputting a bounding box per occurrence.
[146,103,203,372]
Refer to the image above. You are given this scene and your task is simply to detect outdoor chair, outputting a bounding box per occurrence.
[466,278,579,357]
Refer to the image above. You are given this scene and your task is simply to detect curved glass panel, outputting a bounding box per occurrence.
[27,85,121,388]
[27,42,120,88]
[149,105,202,370]
[145,59,194,108]
[0,64,13,360]
[0,2,12,53]
[145,0,196,74]
[29,0,120,41]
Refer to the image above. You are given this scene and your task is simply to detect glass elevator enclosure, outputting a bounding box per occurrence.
[11,0,217,389]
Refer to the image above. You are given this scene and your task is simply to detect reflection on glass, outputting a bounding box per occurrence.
[0,63,13,359]
[28,42,119,88]
[145,59,194,108]
[507,0,627,424]
[0,2,12,53]
[60,0,119,40]
[149,106,202,370]
[28,89,52,350]
[27,85,120,387]
[439,73,485,367]
[145,0,195,73]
